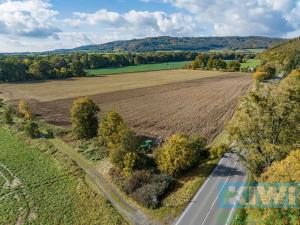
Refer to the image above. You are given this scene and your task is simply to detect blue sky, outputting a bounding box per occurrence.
[0,0,300,52]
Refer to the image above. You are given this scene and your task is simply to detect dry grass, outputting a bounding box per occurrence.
[1,69,241,102]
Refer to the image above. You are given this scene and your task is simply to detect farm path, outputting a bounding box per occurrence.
[49,138,157,225]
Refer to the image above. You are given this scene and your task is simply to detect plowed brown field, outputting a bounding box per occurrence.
[26,72,252,142]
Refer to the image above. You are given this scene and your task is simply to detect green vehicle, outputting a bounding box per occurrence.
[139,140,154,152]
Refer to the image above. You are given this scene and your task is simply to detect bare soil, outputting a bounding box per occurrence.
[30,73,252,142]
[0,69,228,102]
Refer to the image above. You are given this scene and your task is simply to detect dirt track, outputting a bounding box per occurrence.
[31,73,252,142]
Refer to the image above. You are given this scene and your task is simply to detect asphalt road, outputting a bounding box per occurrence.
[175,153,247,225]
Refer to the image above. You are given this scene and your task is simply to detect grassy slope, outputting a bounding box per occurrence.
[259,37,300,70]
[0,127,126,225]
[85,61,189,76]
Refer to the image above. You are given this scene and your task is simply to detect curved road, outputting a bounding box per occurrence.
[175,153,247,225]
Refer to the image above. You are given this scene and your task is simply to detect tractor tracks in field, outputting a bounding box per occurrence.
[48,138,157,225]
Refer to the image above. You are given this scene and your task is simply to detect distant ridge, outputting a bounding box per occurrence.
[0,36,285,55]
[69,36,284,53]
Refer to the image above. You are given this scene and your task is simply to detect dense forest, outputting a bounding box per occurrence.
[0,51,254,82]
[70,36,284,53]
[259,37,300,72]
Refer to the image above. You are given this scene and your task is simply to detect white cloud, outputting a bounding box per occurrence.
[1,0,300,52]
[0,0,59,37]
[65,9,196,36]
[148,0,300,37]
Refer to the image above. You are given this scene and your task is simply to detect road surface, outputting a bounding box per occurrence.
[175,153,247,225]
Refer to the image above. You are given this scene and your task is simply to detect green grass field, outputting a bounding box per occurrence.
[85,61,189,76]
[226,59,261,69]
[240,59,261,68]
[0,127,126,225]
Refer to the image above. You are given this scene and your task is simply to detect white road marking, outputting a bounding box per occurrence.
[199,161,238,225]
[225,175,248,225]
[174,156,227,225]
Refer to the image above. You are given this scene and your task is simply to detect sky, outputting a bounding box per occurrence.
[0,0,300,52]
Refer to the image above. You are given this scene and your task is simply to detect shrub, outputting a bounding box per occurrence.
[131,174,176,208]
[2,105,14,124]
[99,111,126,146]
[191,60,199,70]
[18,99,32,119]
[122,170,151,194]
[189,136,208,159]
[156,134,199,176]
[253,71,268,82]
[132,184,160,208]
[210,144,229,158]
[71,97,99,139]
[24,121,40,138]
[109,128,138,168]
[149,174,176,195]
[253,65,276,82]
[123,152,138,176]
[228,61,241,72]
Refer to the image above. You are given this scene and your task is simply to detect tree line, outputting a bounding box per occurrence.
[0,51,255,82]
[188,52,256,71]
[229,70,300,224]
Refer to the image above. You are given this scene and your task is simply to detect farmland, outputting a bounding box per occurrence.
[24,71,252,142]
[85,61,189,76]
[0,127,126,225]
[0,69,234,102]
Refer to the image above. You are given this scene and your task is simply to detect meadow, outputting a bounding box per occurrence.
[240,59,261,68]
[85,61,189,76]
[0,127,127,225]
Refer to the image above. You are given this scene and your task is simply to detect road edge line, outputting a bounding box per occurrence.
[174,155,227,225]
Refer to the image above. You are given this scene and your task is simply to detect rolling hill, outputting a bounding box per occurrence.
[66,36,284,53]
[259,37,300,71]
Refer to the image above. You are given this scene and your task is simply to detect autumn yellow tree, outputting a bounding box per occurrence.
[156,134,199,176]
[245,150,300,225]
[18,99,32,119]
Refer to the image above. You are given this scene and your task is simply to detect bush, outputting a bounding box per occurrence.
[131,174,176,208]
[122,170,151,194]
[109,128,138,168]
[71,97,99,139]
[99,111,127,147]
[210,144,229,158]
[24,121,40,138]
[2,105,14,124]
[156,134,200,176]
[18,99,32,119]
[123,152,138,176]
[253,65,276,82]
[190,60,199,70]
[189,136,208,159]
[132,184,160,208]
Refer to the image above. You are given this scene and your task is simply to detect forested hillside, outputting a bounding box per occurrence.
[71,36,283,53]
[259,37,300,72]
